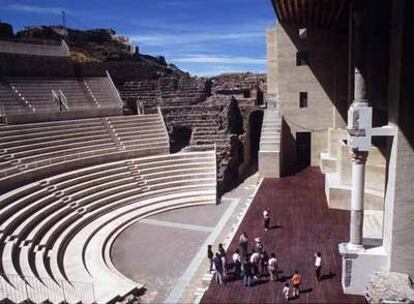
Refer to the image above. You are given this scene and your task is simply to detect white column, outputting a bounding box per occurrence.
[349,149,368,247]
[348,3,369,248]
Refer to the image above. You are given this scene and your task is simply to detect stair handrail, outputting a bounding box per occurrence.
[51,89,60,108]
[58,89,69,111]
[0,272,95,303]
[106,70,123,108]
[157,106,170,151]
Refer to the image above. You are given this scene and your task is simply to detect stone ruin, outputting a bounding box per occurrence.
[119,72,266,194]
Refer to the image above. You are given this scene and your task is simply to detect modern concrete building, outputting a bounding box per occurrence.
[265,0,414,298]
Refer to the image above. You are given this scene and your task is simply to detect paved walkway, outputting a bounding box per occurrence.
[111,172,260,303]
[201,168,365,303]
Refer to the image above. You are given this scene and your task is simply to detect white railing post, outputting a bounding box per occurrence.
[58,90,69,111]
[106,70,123,108]
[61,40,70,57]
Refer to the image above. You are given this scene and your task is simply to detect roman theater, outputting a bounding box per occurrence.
[0,0,413,303]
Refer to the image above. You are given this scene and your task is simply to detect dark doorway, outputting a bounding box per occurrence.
[170,127,192,153]
[249,110,264,161]
[296,132,311,171]
[256,88,264,106]
[126,98,138,115]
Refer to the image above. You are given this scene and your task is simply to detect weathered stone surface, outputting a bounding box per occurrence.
[119,72,266,194]
[366,272,414,303]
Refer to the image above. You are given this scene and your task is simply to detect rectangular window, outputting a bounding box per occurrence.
[300,92,308,108]
[299,28,307,40]
[296,51,309,66]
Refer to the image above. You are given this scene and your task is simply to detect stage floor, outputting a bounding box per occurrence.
[201,167,365,303]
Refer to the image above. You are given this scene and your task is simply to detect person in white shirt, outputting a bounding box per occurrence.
[250,251,261,277]
[232,249,242,279]
[282,282,290,301]
[263,208,271,231]
[267,253,279,281]
[314,251,322,281]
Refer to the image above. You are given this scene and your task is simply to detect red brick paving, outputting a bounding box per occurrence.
[201,167,365,304]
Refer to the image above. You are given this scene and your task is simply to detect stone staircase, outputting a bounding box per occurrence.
[258,110,282,178]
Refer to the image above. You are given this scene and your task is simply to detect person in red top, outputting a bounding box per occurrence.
[291,270,302,297]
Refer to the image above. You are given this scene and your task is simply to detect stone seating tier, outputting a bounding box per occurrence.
[3,77,121,114]
[0,114,170,192]
[0,151,216,303]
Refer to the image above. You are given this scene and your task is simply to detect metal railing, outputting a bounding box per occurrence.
[157,106,171,151]
[51,89,69,111]
[58,90,69,110]
[106,70,124,108]
[0,273,95,303]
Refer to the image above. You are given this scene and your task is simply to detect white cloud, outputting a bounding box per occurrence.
[5,4,66,15]
[129,31,264,46]
[171,55,266,65]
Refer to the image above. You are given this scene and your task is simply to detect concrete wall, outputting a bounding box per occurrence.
[266,27,278,96]
[0,40,70,57]
[275,24,348,130]
[273,24,349,168]
[0,53,75,77]
[383,0,414,274]
[259,151,280,178]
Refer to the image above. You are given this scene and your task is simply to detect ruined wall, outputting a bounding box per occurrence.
[118,72,265,195]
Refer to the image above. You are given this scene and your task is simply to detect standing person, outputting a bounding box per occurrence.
[232,249,242,279]
[314,252,322,281]
[243,259,254,287]
[213,253,224,285]
[218,243,227,277]
[260,251,269,277]
[239,232,249,258]
[263,208,271,231]
[291,270,302,297]
[250,250,261,277]
[282,282,290,301]
[268,253,279,281]
[207,245,214,273]
[254,237,263,253]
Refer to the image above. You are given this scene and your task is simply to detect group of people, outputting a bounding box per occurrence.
[207,207,324,301]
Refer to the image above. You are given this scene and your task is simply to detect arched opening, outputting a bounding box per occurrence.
[249,110,264,161]
[240,110,264,178]
[170,126,192,153]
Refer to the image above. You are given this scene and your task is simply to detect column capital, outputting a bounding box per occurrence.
[350,148,368,164]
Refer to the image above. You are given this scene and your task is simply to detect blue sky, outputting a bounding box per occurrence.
[1,0,277,76]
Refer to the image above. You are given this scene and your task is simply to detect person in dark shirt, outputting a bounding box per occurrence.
[239,232,249,258]
[260,251,269,277]
[213,252,224,285]
[243,259,254,287]
[207,244,214,273]
[218,243,227,277]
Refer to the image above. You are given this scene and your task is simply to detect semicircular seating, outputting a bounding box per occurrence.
[0,151,216,303]
[0,113,170,192]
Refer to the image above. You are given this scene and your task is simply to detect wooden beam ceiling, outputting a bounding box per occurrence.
[271,0,349,30]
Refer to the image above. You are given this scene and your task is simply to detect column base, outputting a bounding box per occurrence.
[338,242,387,296]
[339,242,365,253]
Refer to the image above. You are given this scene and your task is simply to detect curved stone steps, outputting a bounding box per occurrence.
[0,151,216,303]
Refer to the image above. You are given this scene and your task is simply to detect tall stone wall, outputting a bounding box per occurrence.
[383,0,414,274]
[274,24,349,166]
